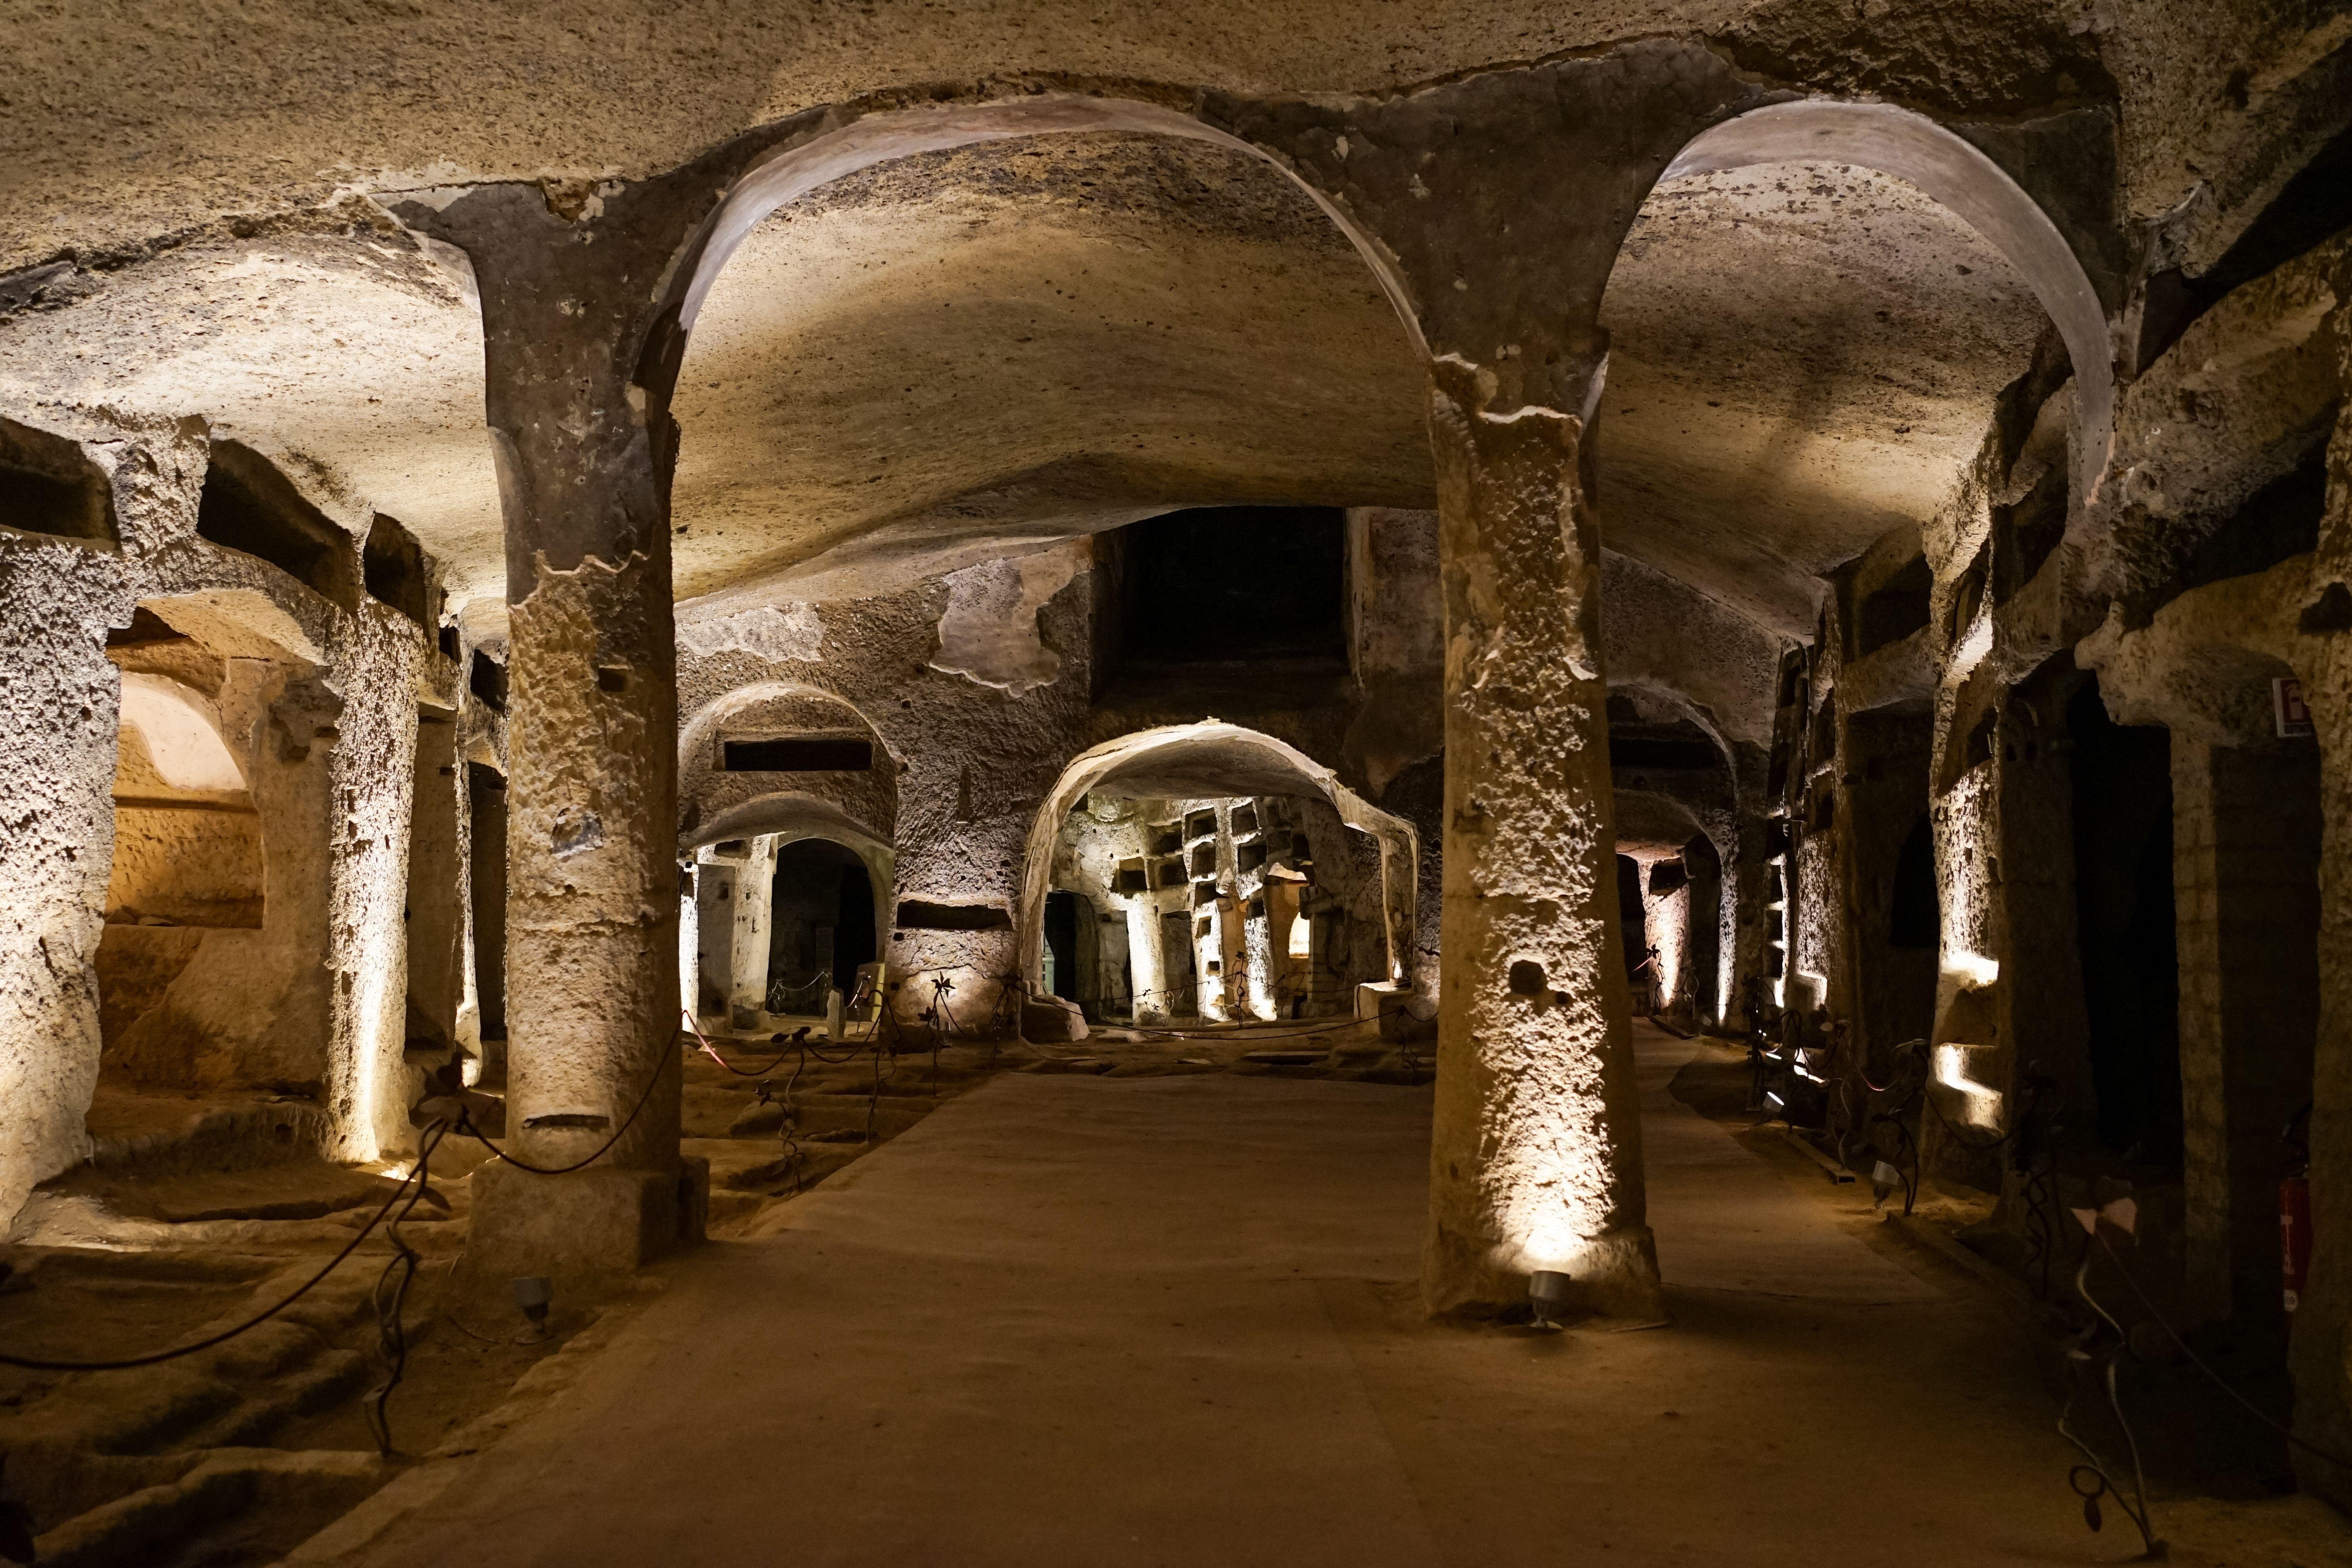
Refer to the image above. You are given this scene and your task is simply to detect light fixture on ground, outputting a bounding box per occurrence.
[1529,1270,1573,1329]
[512,1276,554,1340]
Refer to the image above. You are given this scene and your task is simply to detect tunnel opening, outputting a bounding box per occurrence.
[1101,507,1348,673]
[1889,815,1938,951]
[1855,554,1933,659]
[1050,790,1380,1025]
[767,838,879,1012]
[363,514,432,627]
[1042,888,1081,1002]
[467,761,509,1055]
[1615,851,1648,989]
[2067,680,2181,1165]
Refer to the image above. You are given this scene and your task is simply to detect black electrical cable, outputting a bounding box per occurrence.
[0,1134,443,1373]
[457,1039,674,1176]
[2059,1247,2161,1554]
[361,1118,446,1456]
[687,1011,815,1078]
[861,1016,913,1140]
[2089,1230,2352,1473]
[1156,1012,1389,1045]
[765,1073,809,1194]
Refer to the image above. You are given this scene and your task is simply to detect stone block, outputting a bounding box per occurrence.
[1356,982,1436,1042]
[1021,994,1088,1043]
[462,1161,699,1300]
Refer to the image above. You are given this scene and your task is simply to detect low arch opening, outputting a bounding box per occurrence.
[1022,724,1417,1029]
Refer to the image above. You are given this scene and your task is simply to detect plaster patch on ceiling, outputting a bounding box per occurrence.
[929,543,1087,695]
[677,603,825,663]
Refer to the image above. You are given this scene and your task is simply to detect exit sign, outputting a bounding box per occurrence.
[2276,677,2315,738]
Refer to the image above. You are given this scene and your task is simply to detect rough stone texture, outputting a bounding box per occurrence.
[2303,543,2352,1501]
[0,408,445,1226]
[1047,788,1388,1023]
[501,553,680,1173]
[2171,739,2321,1328]
[2091,233,2348,618]
[1342,508,1443,798]
[678,682,899,849]
[679,570,1095,1035]
[405,711,467,1052]
[1424,359,1658,1319]
[1600,162,2050,639]
[1019,725,1419,1009]
[670,136,1424,604]
[929,547,1087,698]
[0,229,501,612]
[5,4,2351,1505]
[3,0,2320,284]
[2,31,2112,668]
[0,526,126,1222]
[1599,551,1785,752]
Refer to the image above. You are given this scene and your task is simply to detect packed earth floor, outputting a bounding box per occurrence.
[185,1025,2352,1568]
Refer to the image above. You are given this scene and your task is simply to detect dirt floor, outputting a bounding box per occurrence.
[0,1010,1427,1563]
[274,1024,2352,1568]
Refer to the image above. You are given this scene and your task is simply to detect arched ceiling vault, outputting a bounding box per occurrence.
[669,131,1428,604]
[0,116,2067,664]
[1597,158,2052,639]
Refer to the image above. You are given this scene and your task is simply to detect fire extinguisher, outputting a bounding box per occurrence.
[2285,1100,2314,1314]
[2284,1175,2313,1314]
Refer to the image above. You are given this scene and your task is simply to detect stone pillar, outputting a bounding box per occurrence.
[1423,357,1660,1320]
[2175,739,2322,1329]
[726,835,778,1027]
[472,529,685,1285]
[0,546,122,1228]
[322,607,431,1165]
[1126,900,1168,1025]
[2291,371,2352,1498]
[404,182,697,1294]
[1725,751,1777,1036]
[692,852,735,1019]
[405,709,466,1052]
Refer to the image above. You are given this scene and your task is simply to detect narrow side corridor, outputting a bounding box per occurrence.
[314,1030,2155,1566]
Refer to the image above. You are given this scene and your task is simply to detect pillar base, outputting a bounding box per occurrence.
[461,1156,707,1302]
[1422,1222,1665,1325]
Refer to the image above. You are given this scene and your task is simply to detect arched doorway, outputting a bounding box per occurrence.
[1021,724,1417,1027]
[766,837,879,1015]
[681,793,894,1031]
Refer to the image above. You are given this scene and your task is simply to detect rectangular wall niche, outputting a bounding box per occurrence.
[1610,736,1723,771]
[197,441,359,609]
[722,736,874,773]
[893,900,1011,931]
[363,513,431,626]
[469,650,508,712]
[0,416,116,547]
[1101,505,1347,670]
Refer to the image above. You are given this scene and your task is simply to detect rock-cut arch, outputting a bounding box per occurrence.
[677,680,897,845]
[671,97,1429,367]
[1656,99,2115,505]
[1018,722,1418,993]
[683,791,896,993]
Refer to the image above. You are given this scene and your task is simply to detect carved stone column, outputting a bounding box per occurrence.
[1423,357,1661,1319]
[2291,365,2352,1497]
[398,182,700,1292]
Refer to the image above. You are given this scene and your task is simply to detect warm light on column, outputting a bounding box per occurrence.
[1934,1042,2004,1128]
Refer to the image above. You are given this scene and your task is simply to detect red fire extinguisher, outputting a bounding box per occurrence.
[2284,1176,2313,1314]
